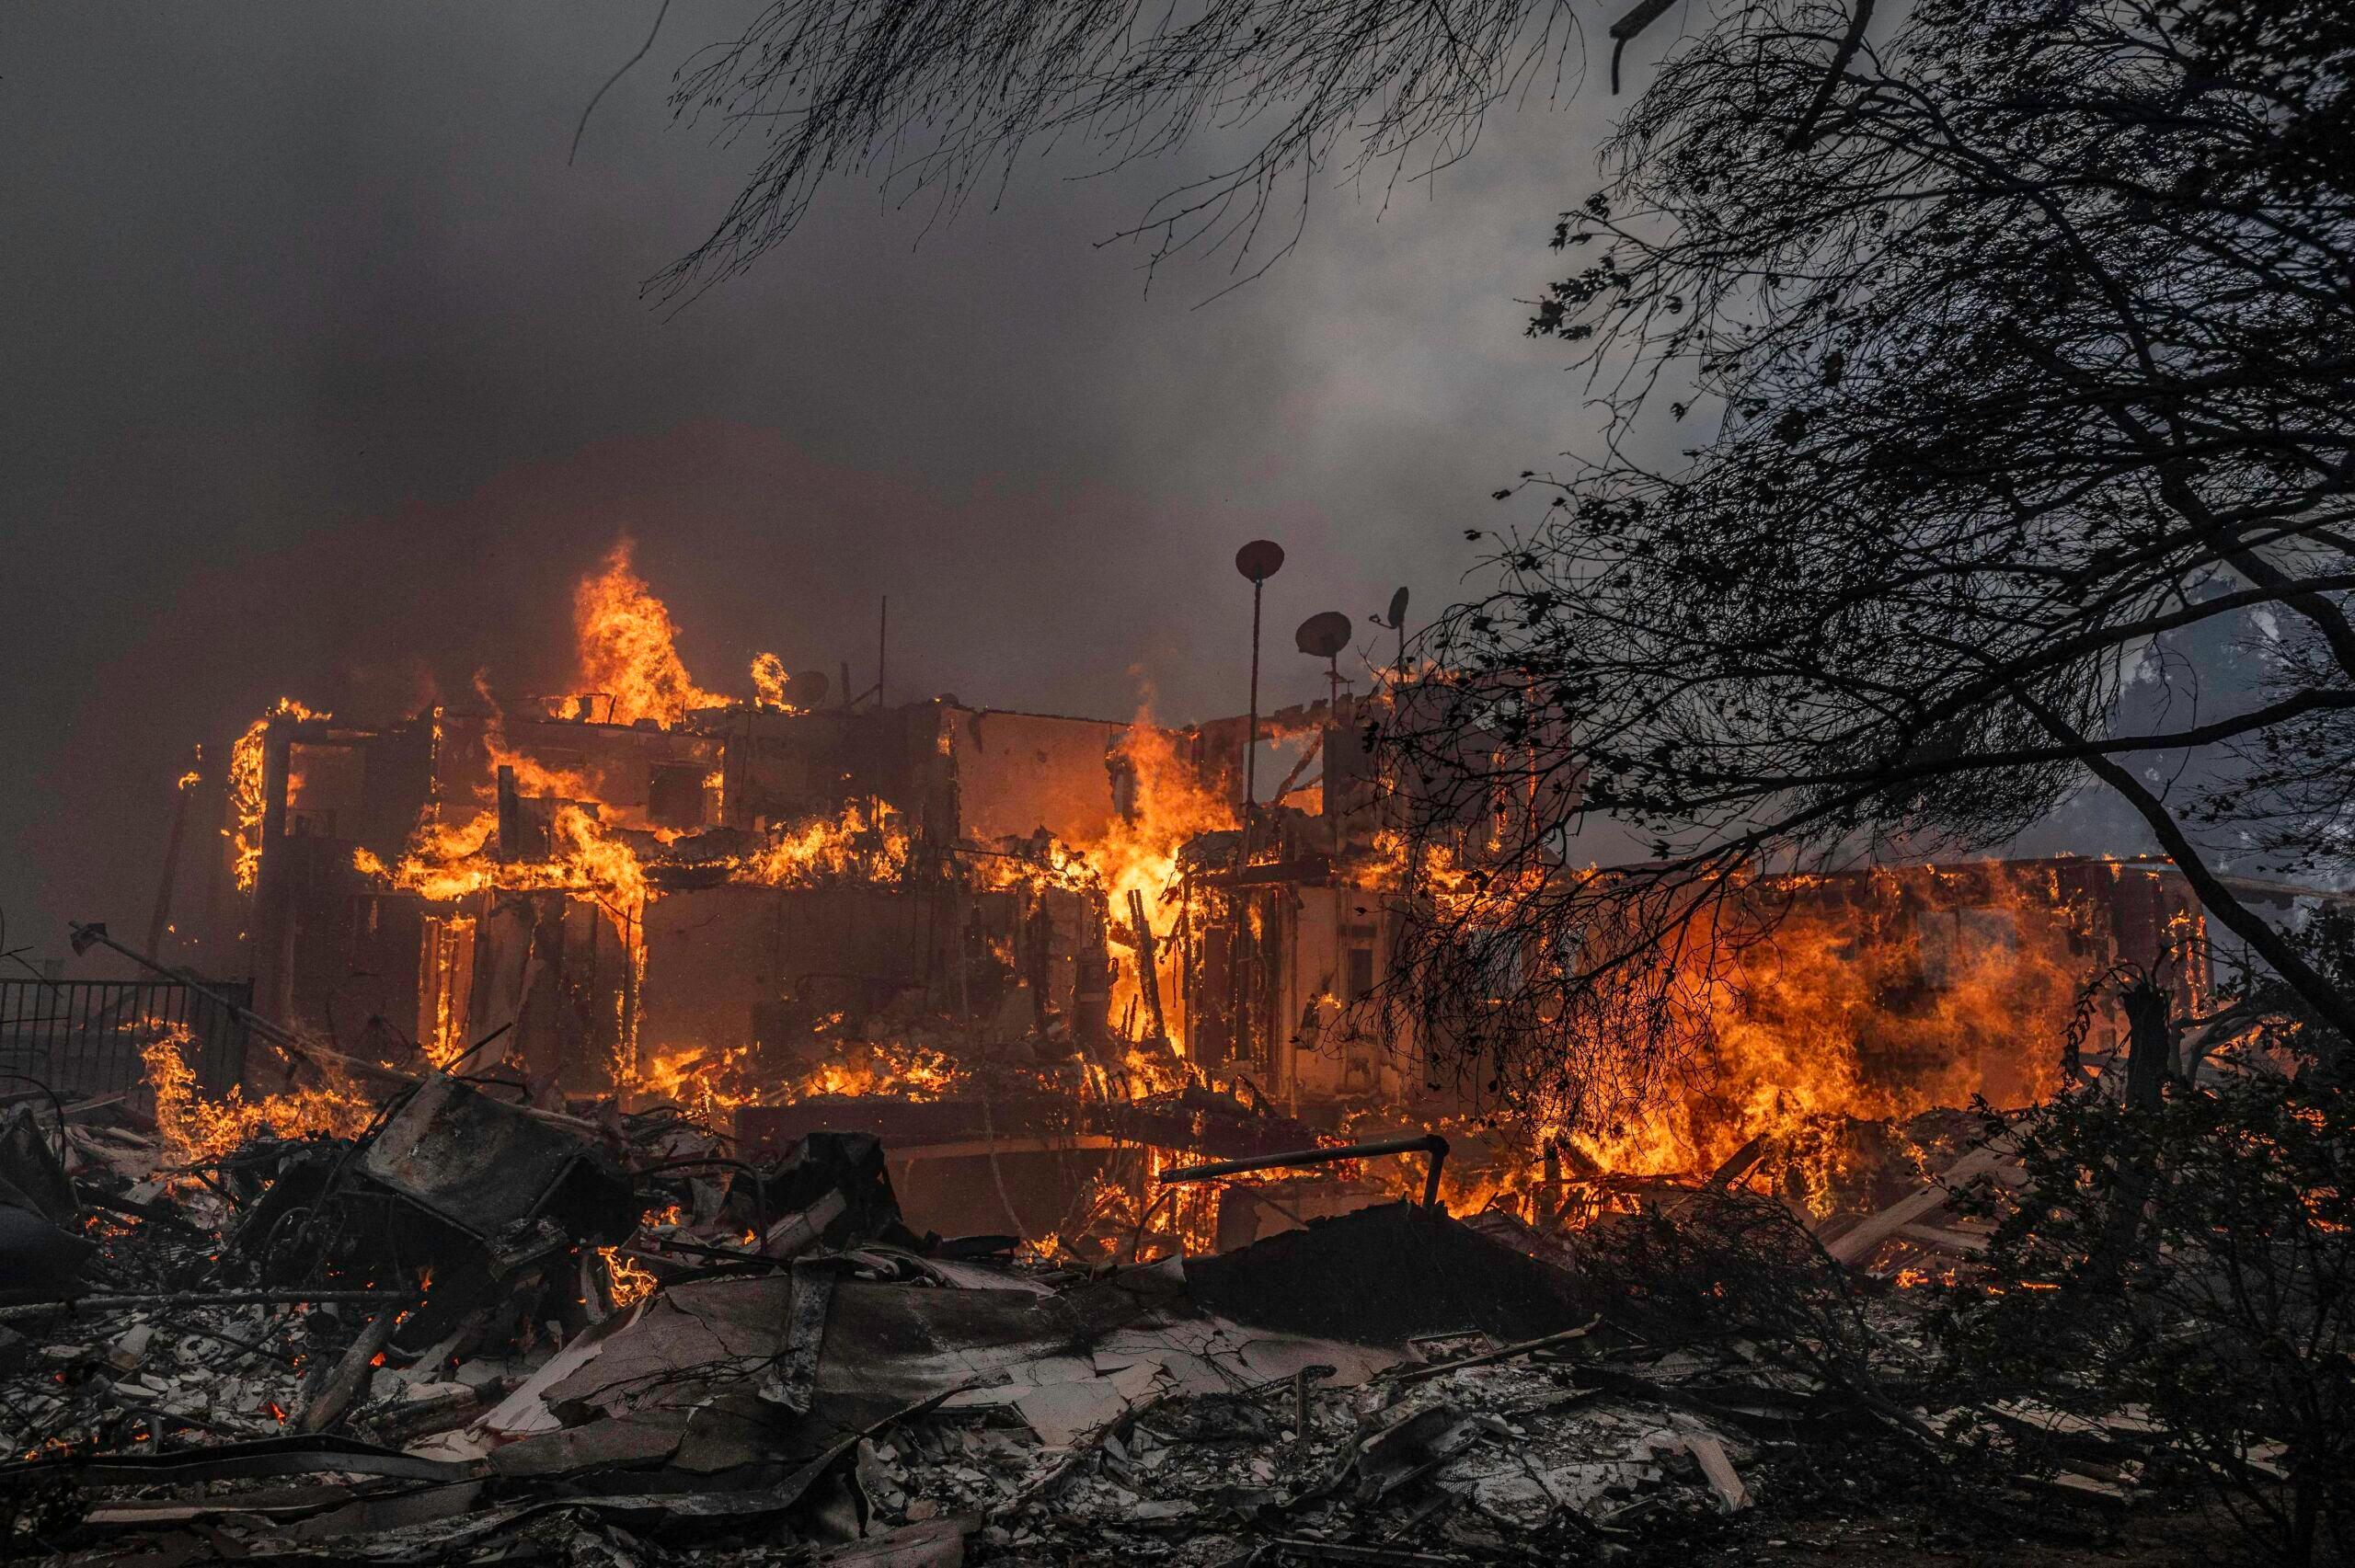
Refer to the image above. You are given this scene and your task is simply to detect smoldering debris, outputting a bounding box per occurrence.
[0,1072,2221,1568]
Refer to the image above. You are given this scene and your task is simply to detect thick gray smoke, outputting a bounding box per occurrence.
[0,4,2170,959]
[0,2,1637,955]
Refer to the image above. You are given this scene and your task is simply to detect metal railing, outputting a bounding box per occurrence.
[0,978,252,1099]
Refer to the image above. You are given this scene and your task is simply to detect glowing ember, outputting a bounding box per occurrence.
[793,1039,964,1099]
[631,1044,752,1118]
[628,1036,967,1114]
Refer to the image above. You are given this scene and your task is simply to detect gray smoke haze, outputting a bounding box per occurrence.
[0,3,2159,961]
[0,2,1649,956]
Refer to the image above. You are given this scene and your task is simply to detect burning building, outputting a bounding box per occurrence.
[94,545,2225,1249]
[238,694,1197,1094]
[122,548,1287,1241]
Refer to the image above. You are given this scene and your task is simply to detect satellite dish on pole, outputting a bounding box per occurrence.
[1235,540,1286,583]
[1298,610,1355,708]
[1295,611,1354,659]
[1369,585,1412,681]
[794,670,831,707]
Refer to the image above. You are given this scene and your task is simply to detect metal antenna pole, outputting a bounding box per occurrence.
[877,595,888,709]
[1328,652,1345,869]
[1235,576,1263,1075]
[1245,577,1264,811]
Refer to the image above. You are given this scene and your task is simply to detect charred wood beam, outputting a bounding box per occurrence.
[364,1382,490,1446]
[297,1304,406,1434]
[1159,1133,1451,1209]
[1129,887,1167,1043]
[764,1257,834,1416]
[1188,855,1340,888]
[0,1433,480,1487]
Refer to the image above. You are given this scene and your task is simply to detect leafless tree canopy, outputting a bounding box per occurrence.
[1384,0,2355,1107]
[649,0,1587,298]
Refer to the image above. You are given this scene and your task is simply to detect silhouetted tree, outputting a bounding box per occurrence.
[649,0,1626,297]
[1384,0,2355,1111]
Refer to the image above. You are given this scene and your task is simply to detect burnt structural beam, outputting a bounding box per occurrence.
[1158,1132,1451,1210]
[1129,887,1167,1043]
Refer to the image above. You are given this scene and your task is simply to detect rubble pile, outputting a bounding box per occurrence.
[0,1070,2223,1566]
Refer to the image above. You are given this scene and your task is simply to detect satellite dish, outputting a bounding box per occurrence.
[1371,585,1413,682]
[1295,611,1354,659]
[793,670,831,706]
[1235,540,1286,583]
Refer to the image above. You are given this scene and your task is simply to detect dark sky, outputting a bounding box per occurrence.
[2,4,2169,965]
[1,3,1653,956]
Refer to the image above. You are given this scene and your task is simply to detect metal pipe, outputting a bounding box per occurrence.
[1233,573,1265,1073]
[1157,1131,1450,1209]
[69,922,317,1067]
[63,924,591,1127]
[1245,575,1264,809]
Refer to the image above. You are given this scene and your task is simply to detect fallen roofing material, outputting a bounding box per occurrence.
[360,1074,639,1245]
[0,1076,2209,1565]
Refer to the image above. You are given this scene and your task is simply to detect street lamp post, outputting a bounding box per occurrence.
[1235,541,1285,813]
[1229,541,1284,1075]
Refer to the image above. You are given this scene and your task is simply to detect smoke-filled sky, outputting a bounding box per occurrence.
[1,4,2161,960]
[0,3,1656,955]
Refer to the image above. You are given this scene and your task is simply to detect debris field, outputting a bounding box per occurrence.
[0,1059,2221,1568]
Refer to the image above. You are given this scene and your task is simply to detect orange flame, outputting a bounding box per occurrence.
[630,1044,750,1116]
[229,698,327,891]
[793,1038,964,1098]
[573,540,723,727]
[749,652,799,711]
[143,1027,375,1166]
[627,1035,966,1116]
[597,1246,659,1308]
[1545,865,2155,1210]
[733,798,911,886]
[1075,715,1236,1041]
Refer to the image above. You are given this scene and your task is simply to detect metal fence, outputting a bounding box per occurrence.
[0,979,252,1099]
